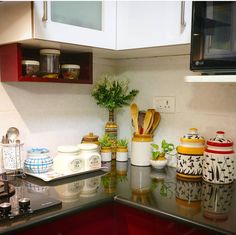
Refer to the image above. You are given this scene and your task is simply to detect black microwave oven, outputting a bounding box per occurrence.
[190,1,236,74]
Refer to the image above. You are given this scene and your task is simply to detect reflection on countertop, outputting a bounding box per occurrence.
[102,161,236,235]
[1,160,236,235]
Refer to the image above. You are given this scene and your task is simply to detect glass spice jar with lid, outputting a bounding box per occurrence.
[39,49,60,78]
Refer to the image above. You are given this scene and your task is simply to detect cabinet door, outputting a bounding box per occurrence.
[117,1,192,50]
[33,1,116,49]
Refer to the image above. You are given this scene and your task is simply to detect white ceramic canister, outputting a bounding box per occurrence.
[177,128,205,179]
[24,148,53,174]
[203,131,235,184]
[131,134,153,166]
[101,147,112,162]
[77,144,101,171]
[54,145,84,174]
[116,147,128,162]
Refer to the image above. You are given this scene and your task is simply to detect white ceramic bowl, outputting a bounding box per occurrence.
[150,159,168,169]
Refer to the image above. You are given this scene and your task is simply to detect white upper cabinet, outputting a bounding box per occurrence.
[116,1,192,50]
[33,1,116,49]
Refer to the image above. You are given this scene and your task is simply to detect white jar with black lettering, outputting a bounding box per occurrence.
[54,145,84,175]
[77,144,101,171]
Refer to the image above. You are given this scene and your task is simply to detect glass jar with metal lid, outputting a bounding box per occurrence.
[40,49,60,78]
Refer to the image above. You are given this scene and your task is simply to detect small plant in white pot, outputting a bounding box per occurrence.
[116,139,128,162]
[99,134,112,162]
[150,140,174,169]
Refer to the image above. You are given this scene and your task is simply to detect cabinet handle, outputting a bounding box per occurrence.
[42,1,48,22]
[181,1,186,29]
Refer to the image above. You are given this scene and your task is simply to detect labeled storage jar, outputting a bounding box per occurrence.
[177,128,205,179]
[24,148,53,174]
[22,60,39,77]
[77,144,101,171]
[203,131,234,184]
[131,134,153,166]
[61,64,80,80]
[40,49,60,78]
[54,145,84,174]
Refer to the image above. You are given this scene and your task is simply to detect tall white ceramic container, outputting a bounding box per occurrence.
[131,134,153,166]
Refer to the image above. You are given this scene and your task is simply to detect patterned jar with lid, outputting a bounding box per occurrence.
[81,133,100,146]
[177,128,205,179]
[203,131,234,184]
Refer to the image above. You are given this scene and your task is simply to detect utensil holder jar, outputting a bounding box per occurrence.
[131,134,153,166]
[1,143,24,175]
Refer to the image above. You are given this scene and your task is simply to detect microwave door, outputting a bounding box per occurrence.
[203,2,234,60]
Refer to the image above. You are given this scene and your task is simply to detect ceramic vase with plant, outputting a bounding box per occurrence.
[99,134,112,162]
[116,138,128,162]
[91,73,139,159]
[151,140,174,169]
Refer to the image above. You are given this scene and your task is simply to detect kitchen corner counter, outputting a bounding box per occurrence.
[1,161,236,235]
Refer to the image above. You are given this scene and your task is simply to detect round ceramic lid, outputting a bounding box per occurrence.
[27,148,49,154]
[207,131,233,147]
[57,145,80,153]
[78,143,98,151]
[180,128,205,144]
[82,133,99,142]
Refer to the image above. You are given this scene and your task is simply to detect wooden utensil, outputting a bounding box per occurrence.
[150,112,161,134]
[130,103,139,134]
[143,109,154,134]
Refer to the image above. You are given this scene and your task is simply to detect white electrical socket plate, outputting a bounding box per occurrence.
[153,96,175,113]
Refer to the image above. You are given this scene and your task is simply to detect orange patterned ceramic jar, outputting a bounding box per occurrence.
[177,128,205,179]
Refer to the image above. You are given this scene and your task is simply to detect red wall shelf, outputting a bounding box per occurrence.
[0,43,93,84]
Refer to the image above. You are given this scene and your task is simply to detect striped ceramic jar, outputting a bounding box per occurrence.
[203,131,234,184]
[177,128,205,179]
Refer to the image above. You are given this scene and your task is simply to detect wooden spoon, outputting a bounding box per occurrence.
[150,112,161,134]
[130,103,139,134]
[143,109,154,134]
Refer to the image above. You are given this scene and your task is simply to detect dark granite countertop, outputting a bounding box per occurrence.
[1,161,236,235]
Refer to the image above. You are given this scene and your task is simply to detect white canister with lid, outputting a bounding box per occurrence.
[77,144,101,171]
[203,131,235,184]
[54,145,84,174]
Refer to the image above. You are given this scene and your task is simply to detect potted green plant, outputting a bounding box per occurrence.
[99,134,112,162]
[150,140,174,169]
[91,73,139,148]
[116,138,128,162]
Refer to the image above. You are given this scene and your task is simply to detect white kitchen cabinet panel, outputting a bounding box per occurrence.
[33,1,116,49]
[117,1,192,50]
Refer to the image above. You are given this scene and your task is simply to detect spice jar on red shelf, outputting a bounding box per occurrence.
[203,131,235,184]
